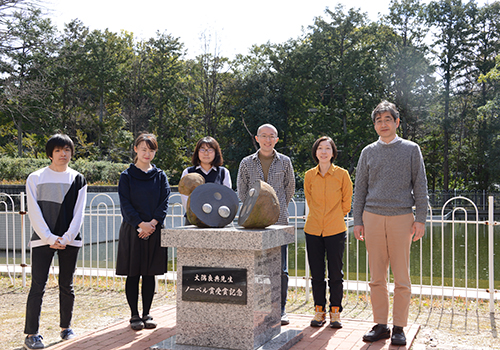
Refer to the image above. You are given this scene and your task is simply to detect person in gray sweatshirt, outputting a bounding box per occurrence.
[353,101,428,346]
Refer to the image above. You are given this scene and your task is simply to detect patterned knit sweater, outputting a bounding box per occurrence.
[353,138,428,225]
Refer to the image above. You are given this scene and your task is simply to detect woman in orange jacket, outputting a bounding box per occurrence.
[304,136,353,328]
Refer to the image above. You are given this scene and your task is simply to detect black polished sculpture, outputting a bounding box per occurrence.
[186,183,239,228]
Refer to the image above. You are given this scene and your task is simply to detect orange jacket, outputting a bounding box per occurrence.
[304,164,353,236]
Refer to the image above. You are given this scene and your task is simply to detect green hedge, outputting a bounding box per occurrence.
[0,157,129,185]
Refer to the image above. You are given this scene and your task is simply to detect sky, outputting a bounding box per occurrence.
[44,0,396,58]
[44,0,488,59]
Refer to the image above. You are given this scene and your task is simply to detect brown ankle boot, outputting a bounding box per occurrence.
[310,305,326,327]
[329,306,342,328]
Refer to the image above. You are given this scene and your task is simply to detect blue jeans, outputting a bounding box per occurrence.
[24,245,80,334]
[281,244,288,313]
[305,232,346,312]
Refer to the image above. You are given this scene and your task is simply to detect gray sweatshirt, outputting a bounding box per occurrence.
[353,138,429,225]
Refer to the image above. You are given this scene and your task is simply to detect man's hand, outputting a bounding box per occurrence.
[49,238,66,249]
[353,225,365,241]
[412,222,425,242]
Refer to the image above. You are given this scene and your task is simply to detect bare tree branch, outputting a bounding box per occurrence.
[241,116,258,151]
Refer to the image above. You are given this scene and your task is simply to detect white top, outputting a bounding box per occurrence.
[26,166,87,247]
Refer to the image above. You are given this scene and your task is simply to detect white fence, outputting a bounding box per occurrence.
[0,192,499,313]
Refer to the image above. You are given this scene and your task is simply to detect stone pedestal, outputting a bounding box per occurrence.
[157,225,301,350]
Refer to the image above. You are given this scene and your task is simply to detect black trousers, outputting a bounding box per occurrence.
[305,231,346,312]
[24,245,80,334]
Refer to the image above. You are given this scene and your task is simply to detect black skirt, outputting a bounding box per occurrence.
[115,221,168,276]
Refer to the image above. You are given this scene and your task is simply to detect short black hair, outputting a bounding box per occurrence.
[311,136,338,164]
[46,134,74,158]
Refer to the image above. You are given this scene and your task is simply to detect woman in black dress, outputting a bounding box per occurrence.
[116,133,170,330]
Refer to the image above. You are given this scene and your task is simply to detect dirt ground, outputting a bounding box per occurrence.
[1,276,499,350]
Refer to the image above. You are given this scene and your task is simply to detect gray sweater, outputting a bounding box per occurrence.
[353,138,429,225]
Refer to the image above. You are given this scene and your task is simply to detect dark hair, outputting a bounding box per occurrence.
[46,134,74,158]
[134,133,158,163]
[191,136,223,167]
[371,100,399,122]
[311,136,337,164]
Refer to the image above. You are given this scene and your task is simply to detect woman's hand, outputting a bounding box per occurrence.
[138,221,156,239]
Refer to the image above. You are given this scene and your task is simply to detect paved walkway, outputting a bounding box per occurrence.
[46,305,420,350]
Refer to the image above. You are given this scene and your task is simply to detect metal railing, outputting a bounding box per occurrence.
[0,192,498,313]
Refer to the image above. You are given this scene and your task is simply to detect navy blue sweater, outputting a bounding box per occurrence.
[118,164,170,228]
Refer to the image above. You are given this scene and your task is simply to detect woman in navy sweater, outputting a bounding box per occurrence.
[116,133,170,330]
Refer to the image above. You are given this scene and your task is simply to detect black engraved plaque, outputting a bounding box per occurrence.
[182,266,247,305]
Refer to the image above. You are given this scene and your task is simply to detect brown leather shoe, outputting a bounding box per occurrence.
[362,324,390,342]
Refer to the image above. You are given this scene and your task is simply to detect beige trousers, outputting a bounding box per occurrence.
[363,211,414,327]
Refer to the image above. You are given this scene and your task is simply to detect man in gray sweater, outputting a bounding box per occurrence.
[353,101,428,346]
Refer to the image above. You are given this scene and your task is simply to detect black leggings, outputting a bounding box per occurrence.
[125,275,155,318]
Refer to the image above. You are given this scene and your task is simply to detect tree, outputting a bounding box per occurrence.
[81,29,135,156]
[476,55,500,190]
[0,7,58,156]
[143,31,185,133]
[0,0,36,53]
[426,0,476,190]
[224,44,291,178]
[470,2,500,106]
[50,19,90,136]
[382,0,435,140]
[289,5,386,173]
[466,2,500,190]
[141,31,188,179]
[185,33,234,138]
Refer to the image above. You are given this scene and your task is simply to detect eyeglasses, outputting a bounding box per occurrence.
[374,115,396,125]
[199,148,215,153]
[257,134,277,140]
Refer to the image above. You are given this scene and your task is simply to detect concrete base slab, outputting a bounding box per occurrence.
[149,329,303,350]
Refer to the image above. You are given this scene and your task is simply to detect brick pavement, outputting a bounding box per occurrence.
[46,305,420,350]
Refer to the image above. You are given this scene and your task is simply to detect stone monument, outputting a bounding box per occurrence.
[154,225,302,350]
[152,181,302,350]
